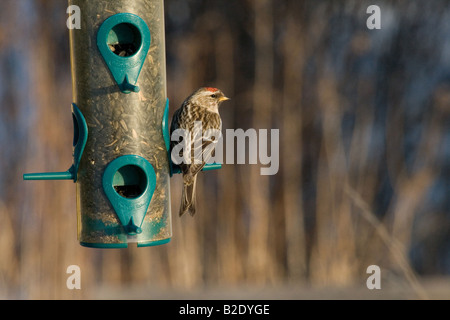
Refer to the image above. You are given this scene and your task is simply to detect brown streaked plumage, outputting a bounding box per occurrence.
[170,87,229,217]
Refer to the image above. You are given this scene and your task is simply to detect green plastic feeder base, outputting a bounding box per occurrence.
[137,238,171,247]
[80,238,171,249]
[80,242,128,249]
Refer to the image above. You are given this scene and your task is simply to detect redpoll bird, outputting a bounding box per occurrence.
[170,87,230,217]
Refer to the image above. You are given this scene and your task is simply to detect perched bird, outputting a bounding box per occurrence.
[170,87,230,217]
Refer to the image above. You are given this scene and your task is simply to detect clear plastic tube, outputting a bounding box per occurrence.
[68,0,171,248]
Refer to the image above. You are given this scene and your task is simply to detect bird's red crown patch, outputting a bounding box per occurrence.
[205,87,219,92]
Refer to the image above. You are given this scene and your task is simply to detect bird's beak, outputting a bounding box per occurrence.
[220,96,230,102]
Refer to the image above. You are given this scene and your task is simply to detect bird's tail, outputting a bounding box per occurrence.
[180,175,197,217]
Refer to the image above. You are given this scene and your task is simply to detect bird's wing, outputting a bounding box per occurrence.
[185,126,221,177]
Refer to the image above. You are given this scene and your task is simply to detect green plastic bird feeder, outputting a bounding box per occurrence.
[23,0,222,248]
[24,0,172,248]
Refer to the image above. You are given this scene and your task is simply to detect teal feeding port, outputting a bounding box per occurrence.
[102,155,156,236]
[97,13,151,94]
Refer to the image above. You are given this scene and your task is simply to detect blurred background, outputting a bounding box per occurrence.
[0,0,449,299]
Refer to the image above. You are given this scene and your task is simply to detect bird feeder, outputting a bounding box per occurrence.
[24,0,171,248]
[24,0,222,248]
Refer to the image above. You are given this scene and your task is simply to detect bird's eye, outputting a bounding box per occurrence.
[211,94,217,98]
